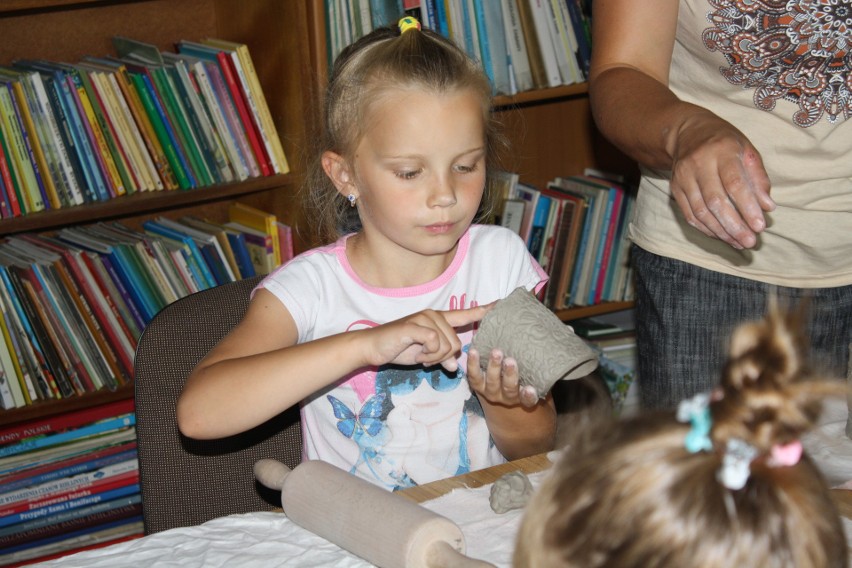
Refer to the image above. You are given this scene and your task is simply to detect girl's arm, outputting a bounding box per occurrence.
[177,289,490,440]
[466,348,557,460]
[589,0,774,250]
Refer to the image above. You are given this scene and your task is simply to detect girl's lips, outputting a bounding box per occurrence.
[424,222,454,234]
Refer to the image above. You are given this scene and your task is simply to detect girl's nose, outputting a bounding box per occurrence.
[428,174,457,207]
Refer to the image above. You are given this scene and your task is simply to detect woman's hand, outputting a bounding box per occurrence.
[668,107,776,250]
[466,347,539,408]
[359,305,490,372]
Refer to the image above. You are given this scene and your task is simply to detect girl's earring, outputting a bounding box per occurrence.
[348,194,357,208]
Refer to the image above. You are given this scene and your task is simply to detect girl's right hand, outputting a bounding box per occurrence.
[360,305,491,372]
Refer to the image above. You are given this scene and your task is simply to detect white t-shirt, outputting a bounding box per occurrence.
[628,0,852,287]
[258,224,548,490]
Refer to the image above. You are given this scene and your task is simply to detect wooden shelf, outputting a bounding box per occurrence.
[555,301,634,321]
[0,383,134,427]
[0,174,295,236]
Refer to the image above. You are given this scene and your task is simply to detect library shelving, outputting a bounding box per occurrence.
[0,0,637,425]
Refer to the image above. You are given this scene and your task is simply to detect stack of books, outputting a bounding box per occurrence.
[0,399,143,566]
[329,0,593,96]
[574,309,638,416]
[0,35,288,219]
[497,170,635,310]
[0,203,292,411]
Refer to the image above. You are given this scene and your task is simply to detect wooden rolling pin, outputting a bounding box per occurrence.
[254,459,496,568]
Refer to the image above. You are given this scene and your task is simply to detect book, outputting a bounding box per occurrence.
[0,499,141,550]
[229,202,280,265]
[142,219,217,290]
[72,65,135,196]
[55,227,153,328]
[15,65,83,206]
[199,38,290,174]
[550,176,607,306]
[175,40,268,177]
[0,480,140,530]
[160,53,234,184]
[81,56,173,191]
[543,186,585,309]
[124,67,195,190]
[152,217,236,285]
[0,457,137,507]
[547,0,583,84]
[0,517,143,566]
[0,264,54,402]
[1,239,117,392]
[0,114,23,216]
[13,60,107,204]
[15,234,135,379]
[526,0,562,87]
[513,182,540,244]
[0,427,136,479]
[76,64,150,193]
[0,291,27,407]
[2,67,65,209]
[172,52,249,182]
[0,80,44,213]
[67,226,162,323]
[1,259,79,398]
[499,198,525,236]
[277,221,295,265]
[0,491,139,539]
[527,193,551,260]
[0,443,136,493]
[500,0,533,93]
[60,63,125,200]
[514,0,548,89]
[223,221,275,275]
[0,412,134,460]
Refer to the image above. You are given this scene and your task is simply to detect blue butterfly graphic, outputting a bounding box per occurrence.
[327,393,386,438]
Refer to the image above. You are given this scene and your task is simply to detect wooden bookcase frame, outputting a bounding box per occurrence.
[0,0,636,427]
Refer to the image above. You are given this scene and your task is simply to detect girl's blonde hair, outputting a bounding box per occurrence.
[515,301,848,568]
[301,23,507,245]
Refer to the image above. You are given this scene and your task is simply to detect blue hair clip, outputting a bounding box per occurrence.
[676,392,713,453]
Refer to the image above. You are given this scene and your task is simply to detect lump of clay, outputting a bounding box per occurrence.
[471,287,599,399]
[489,471,534,514]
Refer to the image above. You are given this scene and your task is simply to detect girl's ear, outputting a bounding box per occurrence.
[322,151,356,199]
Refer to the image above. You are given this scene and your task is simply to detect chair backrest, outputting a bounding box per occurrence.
[134,276,302,535]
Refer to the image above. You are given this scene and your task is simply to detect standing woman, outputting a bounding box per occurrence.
[588,0,852,409]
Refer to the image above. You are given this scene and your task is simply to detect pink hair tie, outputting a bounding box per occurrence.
[768,440,803,467]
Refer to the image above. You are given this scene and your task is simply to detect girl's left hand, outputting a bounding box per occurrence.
[467,348,539,408]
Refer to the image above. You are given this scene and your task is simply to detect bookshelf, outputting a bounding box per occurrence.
[0,1,638,428]
[0,0,324,427]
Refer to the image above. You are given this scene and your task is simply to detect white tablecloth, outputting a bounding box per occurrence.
[34,398,852,567]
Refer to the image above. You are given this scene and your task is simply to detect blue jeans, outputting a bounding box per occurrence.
[632,246,852,410]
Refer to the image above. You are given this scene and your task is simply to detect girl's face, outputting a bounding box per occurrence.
[337,87,487,275]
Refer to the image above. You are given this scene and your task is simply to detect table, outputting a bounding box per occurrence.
[400,452,553,503]
[31,452,852,567]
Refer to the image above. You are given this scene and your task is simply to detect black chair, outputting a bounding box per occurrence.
[133,276,302,534]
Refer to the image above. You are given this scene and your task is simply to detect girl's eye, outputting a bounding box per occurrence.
[455,162,479,174]
[395,169,421,180]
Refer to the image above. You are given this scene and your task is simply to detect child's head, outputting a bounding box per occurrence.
[303,19,506,245]
[515,301,848,568]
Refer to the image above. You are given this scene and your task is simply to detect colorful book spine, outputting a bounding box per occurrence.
[0,412,134,459]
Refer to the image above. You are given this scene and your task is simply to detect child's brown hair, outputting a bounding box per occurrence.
[515,300,848,567]
[301,22,507,245]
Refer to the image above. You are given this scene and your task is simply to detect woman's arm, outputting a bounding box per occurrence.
[589,0,774,250]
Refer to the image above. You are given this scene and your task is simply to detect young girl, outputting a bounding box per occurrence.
[514,300,848,567]
[177,18,557,491]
